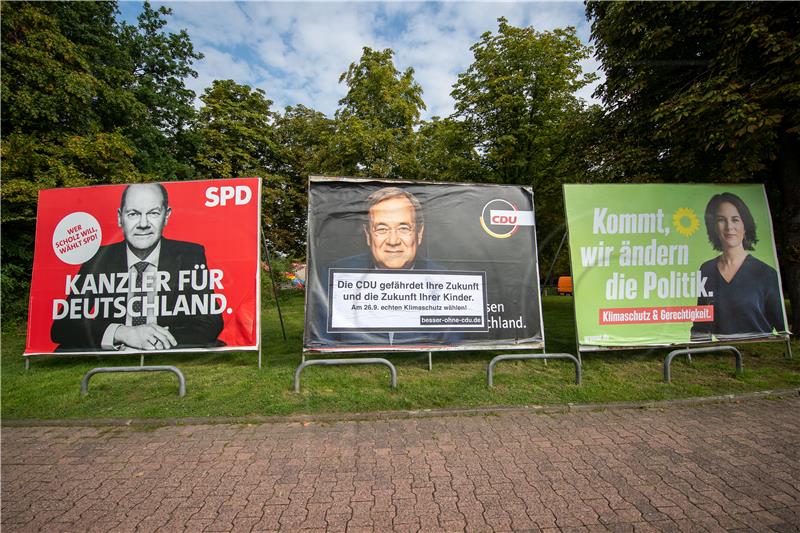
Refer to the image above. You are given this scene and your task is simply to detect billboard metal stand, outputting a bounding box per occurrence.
[294,358,397,392]
[261,227,287,344]
[663,345,742,383]
[542,231,568,295]
[81,365,186,397]
[487,352,581,388]
[785,335,793,359]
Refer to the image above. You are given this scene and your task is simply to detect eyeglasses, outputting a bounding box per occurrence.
[371,224,415,238]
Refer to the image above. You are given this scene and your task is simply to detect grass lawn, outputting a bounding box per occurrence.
[2,291,798,420]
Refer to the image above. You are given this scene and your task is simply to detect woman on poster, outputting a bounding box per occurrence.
[690,192,786,341]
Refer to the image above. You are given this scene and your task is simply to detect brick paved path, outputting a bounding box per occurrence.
[3,396,800,532]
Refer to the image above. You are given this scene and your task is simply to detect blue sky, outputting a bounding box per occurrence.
[118,1,602,119]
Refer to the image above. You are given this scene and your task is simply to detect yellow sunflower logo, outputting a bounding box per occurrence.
[672,207,700,237]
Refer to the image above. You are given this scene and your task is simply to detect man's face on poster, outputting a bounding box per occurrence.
[365,196,423,269]
[118,184,171,256]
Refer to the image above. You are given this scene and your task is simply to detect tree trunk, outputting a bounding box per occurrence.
[776,129,800,334]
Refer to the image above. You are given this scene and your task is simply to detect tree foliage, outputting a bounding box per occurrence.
[452,17,597,185]
[1,1,201,318]
[416,117,483,183]
[194,79,278,178]
[121,2,202,177]
[268,105,338,257]
[588,1,800,331]
[329,47,425,179]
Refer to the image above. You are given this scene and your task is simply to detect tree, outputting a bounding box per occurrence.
[275,104,336,181]
[1,1,201,319]
[194,79,278,178]
[587,1,800,331]
[330,47,426,179]
[451,18,597,185]
[192,80,299,259]
[120,2,203,178]
[1,2,137,318]
[269,105,337,258]
[416,117,483,183]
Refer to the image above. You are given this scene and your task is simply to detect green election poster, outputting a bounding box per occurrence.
[563,184,789,349]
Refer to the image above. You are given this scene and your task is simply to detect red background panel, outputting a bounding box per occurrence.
[25,178,261,355]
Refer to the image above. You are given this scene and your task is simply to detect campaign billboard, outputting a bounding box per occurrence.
[24,178,262,355]
[563,184,789,349]
[304,177,544,352]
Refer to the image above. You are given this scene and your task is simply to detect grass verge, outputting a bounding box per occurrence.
[2,292,798,420]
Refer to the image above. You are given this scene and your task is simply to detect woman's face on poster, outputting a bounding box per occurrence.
[715,201,745,251]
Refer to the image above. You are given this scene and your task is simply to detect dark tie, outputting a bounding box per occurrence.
[131,261,149,326]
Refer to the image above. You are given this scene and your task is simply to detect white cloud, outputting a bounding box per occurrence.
[141,1,601,117]
[160,2,252,47]
[186,48,265,101]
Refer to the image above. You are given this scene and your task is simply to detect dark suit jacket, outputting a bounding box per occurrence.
[304,253,460,350]
[51,238,224,351]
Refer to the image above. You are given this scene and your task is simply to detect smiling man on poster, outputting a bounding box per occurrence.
[50,183,224,351]
[309,186,453,348]
[334,187,440,270]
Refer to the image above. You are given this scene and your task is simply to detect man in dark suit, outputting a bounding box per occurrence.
[306,187,456,349]
[51,183,224,351]
[328,187,445,271]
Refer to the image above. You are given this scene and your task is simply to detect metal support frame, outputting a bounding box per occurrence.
[542,231,568,294]
[81,366,186,397]
[294,358,397,392]
[428,351,432,371]
[262,228,286,342]
[785,336,793,359]
[487,353,581,388]
[664,345,742,383]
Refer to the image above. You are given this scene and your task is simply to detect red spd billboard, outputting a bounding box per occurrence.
[24,178,261,355]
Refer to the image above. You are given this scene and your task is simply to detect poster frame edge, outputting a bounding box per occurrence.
[758,183,793,335]
[22,344,262,358]
[302,177,546,353]
[526,184,547,353]
[255,177,263,353]
[562,183,584,359]
[22,176,264,357]
[302,341,546,355]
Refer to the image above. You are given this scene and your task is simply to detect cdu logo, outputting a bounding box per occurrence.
[479,199,535,239]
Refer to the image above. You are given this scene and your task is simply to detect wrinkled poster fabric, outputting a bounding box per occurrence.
[304,177,545,352]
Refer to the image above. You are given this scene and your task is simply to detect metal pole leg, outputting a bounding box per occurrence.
[81,366,186,397]
[664,346,742,383]
[294,358,397,392]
